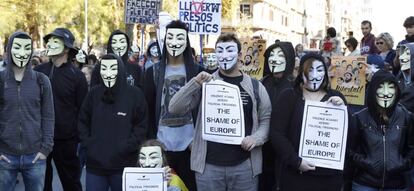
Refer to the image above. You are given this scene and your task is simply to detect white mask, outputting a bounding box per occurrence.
[204,53,218,70]
[165,28,187,57]
[150,45,160,58]
[376,81,396,108]
[400,47,411,71]
[111,34,128,57]
[304,60,325,91]
[216,42,239,71]
[268,47,286,73]
[76,50,86,63]
[46,36,65,56]
[100,59,118,88]
[11,38,32,68]
[139,146,163,168]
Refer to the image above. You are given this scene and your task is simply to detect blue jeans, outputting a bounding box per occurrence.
[0,153,46,191]
[352,182,407,191]
[86,171,122,191]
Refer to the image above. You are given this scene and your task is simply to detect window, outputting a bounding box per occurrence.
[240,4,251,18]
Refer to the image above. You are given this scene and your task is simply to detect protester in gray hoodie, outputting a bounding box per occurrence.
[0,31,54,191]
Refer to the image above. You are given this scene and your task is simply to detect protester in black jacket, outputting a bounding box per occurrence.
[349,70,414,190]
[78,54,148,191]
[35,28,87,191]
[398,43,414,112]
[90,30,142,88]
[259,40,295,191]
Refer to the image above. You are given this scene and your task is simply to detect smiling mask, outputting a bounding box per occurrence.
[111,34,128,57]
[11,38,32,68]
[268,47,286,73]
[216,42,239,71]
[100,59,118,88]
[150,45,160,58]
[304,60,325,91]
[376,81,396,108]
[139,146,163,168]
[46,36,64,56]
[165,28,187,57]
[400,47,411,71]
[204,53,218,70]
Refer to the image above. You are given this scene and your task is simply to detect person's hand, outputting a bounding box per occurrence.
[194,71,213,85]
[32,152,47,163]
[299,159,316,172]
[241,136,256,151]
[164,166,172,185]
[0,154,11,163]
[326,96,344,106]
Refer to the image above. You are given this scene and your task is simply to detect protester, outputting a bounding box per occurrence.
[398,16,414,46]
[90,30,143,88]
[203,51,218,74]
[398,43,414,112]
[143,20,203,191]
[270,53,347,190]
[0,31,54,191]
[295,43,306,60]
[78,54,148,191]
[168,33,271,191]
[137,139,188,191]
[375,32,396,74]
[144,41,161,70]
[348,70,414,191]
[34,28,87,191]
[73,49,87,69]
[321,27,342,63]
[128,44,140,65]
[259,40,295,190]
[87,54,97,65]
[345,37,360,56]
[360,20,380,55]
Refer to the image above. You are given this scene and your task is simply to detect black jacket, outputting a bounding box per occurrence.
[398,43,414,112]
[35,60,88,140]
[91,30,143,88]
[350,70,414,189]
[78,54,148,175]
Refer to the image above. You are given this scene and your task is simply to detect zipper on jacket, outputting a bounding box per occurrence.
[17,84,22,151]
[381,125,386,188]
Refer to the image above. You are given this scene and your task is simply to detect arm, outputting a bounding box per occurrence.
[249,82,271,146]
[90,64,101,88]
[143,67,157,139]
[128,90,149,152]
[77,91,93,146]
[76,71,89,110]
[168,78,202,115]
[39,74,55,156]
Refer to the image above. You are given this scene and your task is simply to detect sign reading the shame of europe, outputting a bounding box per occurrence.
[178,0,222,34]
[124,0,161,24]
[202,80,245,145]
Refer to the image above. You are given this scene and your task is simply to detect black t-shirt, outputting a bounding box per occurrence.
[206,72,253,166]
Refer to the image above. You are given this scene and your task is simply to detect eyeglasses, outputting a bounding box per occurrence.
[376,42,384,45]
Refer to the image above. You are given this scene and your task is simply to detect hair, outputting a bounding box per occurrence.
[376,32,394,49]
[87,54,97,64]
[215,33,242,53]
[403,16,414,28]
[191,47,196,57]
[327,27,337,38]
[345,37,358,50]
[137,139,168,167]
[295,44,303,51]
[361,20,372,28]
[296,54,330,91]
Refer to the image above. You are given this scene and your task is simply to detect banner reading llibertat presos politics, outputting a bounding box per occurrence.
[178,0,222,34]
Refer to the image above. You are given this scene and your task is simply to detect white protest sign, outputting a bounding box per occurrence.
[124,0,161,24]
[122,168,167,191]
[157,12,173,52]
[201,80,245,144]
[178,0,222,34]
[298,100,348,170]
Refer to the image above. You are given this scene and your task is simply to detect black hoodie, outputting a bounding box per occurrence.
[398,43,414,112]
[90,30,143,88]
[78,54,148,175]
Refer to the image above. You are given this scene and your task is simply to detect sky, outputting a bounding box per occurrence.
[371,0,413,44]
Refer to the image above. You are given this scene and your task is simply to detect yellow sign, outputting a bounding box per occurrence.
[238,38,266,80]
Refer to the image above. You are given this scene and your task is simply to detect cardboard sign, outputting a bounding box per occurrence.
[122,168,167,191]
[330,56,367,105]
[298,101,348,170]
[125,0,161,24]
[201,80,245,144]
[178,0,222,34]
[238,38,267,80]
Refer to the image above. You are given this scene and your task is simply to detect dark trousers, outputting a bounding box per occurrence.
[166,149,197,191]
[85,171,122,191]
[43,138,82,191]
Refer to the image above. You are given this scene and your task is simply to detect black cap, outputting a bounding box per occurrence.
[44,28,77,56]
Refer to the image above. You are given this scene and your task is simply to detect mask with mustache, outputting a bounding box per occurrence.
[11,38,32,68]
[139,146,163,168]
[100,59,118,88]
[149,45,160,58]
[399,46,411,71]
[165,28,187,57]
[46,36,64,56]
[216,42,239,71]
[268,47,286,73]
[376,81,396,108]
[111,34,128,57]
[304,60,325,91]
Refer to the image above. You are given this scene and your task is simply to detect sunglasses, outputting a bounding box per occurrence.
[376,42,384,45]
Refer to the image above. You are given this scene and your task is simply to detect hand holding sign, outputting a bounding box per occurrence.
[195,71,213,85]
[326,96,345,106]
[299,159,316,172]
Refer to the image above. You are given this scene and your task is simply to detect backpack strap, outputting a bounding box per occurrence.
[35,71,45,101]
[251,78,260,111]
